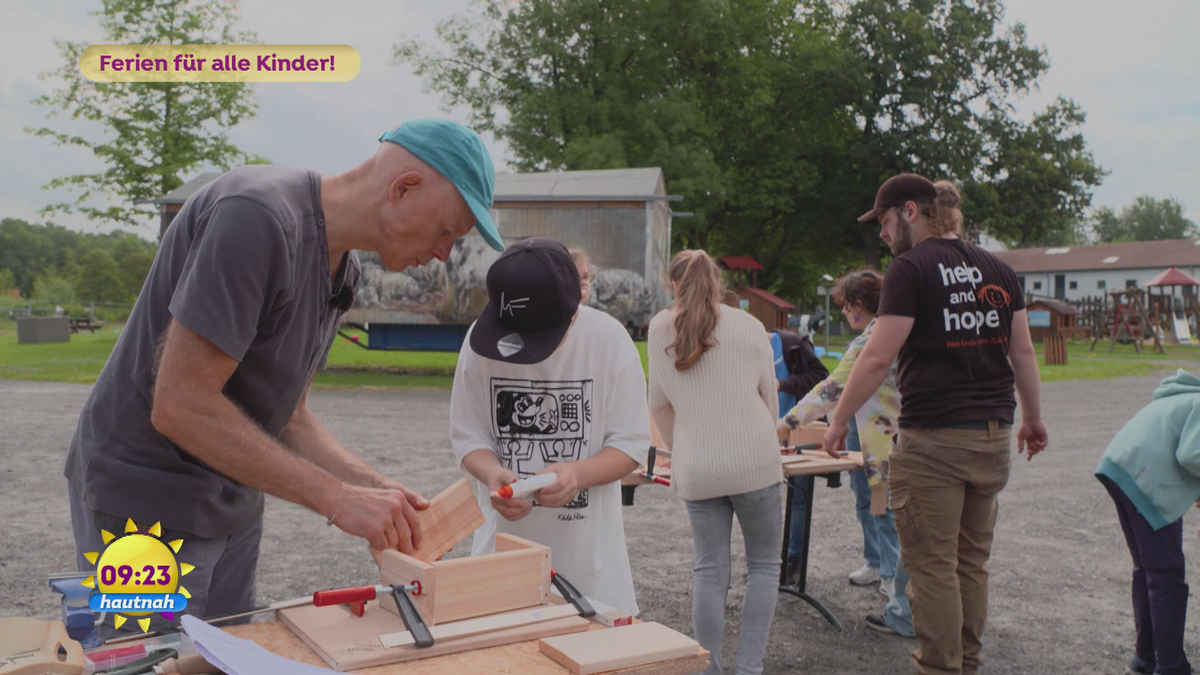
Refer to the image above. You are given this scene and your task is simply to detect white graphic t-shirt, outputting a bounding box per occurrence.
[450,306,650,615]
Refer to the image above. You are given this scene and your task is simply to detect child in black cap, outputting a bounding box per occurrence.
[450,237,650,615]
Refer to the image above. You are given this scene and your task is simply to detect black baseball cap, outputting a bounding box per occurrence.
[469,238,581,364]
[857,173,938,223]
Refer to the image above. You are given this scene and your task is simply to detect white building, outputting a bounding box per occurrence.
[992,238,1200,302]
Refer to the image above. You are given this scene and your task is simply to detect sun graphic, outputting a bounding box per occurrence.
[81,519,194,632]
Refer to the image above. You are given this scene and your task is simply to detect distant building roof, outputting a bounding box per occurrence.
[718,256,763,271]
[1146,266,1199,287]
[1028,298,1080,315]
[993,239,1200,273]
[738,287,795,310]
[142,172,221,205]
[493,167,680,202]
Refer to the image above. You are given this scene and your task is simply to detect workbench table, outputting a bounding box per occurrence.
[778,450,862,630]
[224,620,709,675]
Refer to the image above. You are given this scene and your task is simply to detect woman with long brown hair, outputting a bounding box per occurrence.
[648,249,783,675]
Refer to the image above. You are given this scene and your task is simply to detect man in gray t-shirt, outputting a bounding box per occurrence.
[64,118,503,625]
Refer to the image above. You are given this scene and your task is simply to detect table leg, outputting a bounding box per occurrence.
[778,473,843,630]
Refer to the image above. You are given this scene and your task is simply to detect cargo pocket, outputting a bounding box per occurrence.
[889,480,923,541]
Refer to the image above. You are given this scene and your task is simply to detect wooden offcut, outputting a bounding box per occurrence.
[370,478,485,565]
[379,603,581,649]
[380,533,552,626]
[538,622,702,675]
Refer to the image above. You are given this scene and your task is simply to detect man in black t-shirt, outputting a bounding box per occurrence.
[824,173,1048,675]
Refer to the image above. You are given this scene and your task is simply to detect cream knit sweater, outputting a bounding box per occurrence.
[648,304,784,501]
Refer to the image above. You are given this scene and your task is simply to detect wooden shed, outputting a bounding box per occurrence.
[1026,298,1084,342]
[730,287,795,331]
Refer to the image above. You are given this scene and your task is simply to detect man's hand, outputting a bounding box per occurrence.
[533,463,582,509]
[822,421,850,458]
[376,476,432,512]
[1017,419,1049,461]
[330,483,425,552]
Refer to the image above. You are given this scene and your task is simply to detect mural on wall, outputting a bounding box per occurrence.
[352,237,658,330]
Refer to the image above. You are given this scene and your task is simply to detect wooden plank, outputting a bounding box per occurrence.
[278,600,590,671]
[379,603,580,648]
[539,622,700,675]
[378,549,438,625]
[226,620,709,675]
[371,478,485,565]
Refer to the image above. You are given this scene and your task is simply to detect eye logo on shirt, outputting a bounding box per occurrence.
[978,284,1011,309]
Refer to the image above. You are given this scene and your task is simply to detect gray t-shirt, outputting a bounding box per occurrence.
[64,166,360,538]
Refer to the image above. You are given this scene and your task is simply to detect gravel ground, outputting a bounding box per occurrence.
[2,370,1198,674]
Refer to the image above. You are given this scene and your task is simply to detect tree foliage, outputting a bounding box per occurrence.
[397,0,1105,302]
[27,0,261,229]
[0,218,157,301]
[1092,196,1197,243]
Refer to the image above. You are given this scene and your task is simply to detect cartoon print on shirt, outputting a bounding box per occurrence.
[492,378,593,511]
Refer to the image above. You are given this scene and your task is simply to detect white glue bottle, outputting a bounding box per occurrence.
[491,473,558,500]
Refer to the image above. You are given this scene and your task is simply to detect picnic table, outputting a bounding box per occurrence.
[69,317,105,333]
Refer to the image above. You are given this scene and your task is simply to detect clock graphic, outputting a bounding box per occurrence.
[83,519,193,632]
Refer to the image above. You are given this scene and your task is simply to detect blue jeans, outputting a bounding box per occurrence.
[685,483,783,675]
[849,467,900,579]
[882,560,915,637]
[786,475,812,558]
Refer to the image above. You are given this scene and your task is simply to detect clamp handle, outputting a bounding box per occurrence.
[389,585,434,648]
[551,569,595,618]
[313,585,378,607]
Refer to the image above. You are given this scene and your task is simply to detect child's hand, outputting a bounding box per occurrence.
[776,420,792,440]
[533,464,581,508]
[487,466,533,522]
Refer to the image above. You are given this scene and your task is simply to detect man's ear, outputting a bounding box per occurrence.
[388,171,422,205]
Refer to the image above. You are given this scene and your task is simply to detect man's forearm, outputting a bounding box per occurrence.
[153,391,341,518]
[1010,351,1043,422]
[279,403,386,487]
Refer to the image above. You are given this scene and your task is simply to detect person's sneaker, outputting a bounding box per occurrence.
[879,576,895,599]
[865,614,897,634]
[849,564,879,586]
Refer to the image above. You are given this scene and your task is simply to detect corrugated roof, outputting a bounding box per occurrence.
[718,256,763,271]
[993,238,1200,273]
[739,287,795,309]
[1027,298,1080,315]
[494,167,675,201]
[1146,266,1199,287]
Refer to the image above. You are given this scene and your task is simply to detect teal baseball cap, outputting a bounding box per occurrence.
[379,118,503,251]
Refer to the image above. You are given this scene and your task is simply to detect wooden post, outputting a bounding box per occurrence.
[1044,334,1067,366]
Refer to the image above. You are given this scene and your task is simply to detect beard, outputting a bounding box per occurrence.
[890,212,915,255]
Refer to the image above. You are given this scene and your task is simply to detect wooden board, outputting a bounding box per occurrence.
[371,478,485,565]
[380,533,551,626]
[225,620,710,675]
[278,600,589,671]
[380,603,580,648]
[539,622,700,675]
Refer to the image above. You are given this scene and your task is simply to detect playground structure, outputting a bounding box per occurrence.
[1145,266,1198,346]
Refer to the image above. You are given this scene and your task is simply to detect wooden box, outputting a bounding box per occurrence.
[379,533,552,626]
[789,421,828,448]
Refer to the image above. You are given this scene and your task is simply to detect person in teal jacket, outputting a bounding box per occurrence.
[1095,368,1200,675]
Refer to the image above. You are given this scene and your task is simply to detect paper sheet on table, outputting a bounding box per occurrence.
[181,614,332,674]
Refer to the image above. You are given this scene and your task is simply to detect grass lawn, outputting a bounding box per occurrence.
[1,324,1195,391]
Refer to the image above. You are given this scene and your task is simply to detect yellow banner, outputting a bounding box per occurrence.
[80,44,360,83]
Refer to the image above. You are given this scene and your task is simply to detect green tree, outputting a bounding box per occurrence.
[397,0,1104,298]
[0,268,16,293]
[118,250,155,299]
[32,275,78,305]
[76,248,126,302]
[1093,196,1197,243]
[27,0,262,229]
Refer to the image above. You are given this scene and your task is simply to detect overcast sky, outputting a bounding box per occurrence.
[2,0,1196,240]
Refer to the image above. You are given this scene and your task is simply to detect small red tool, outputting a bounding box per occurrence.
[313,582,433,648]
